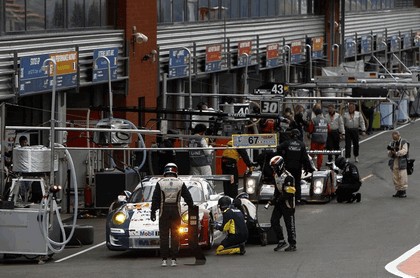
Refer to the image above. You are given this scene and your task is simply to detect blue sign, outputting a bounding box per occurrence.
[403,33,411,49]
[19,52,78,96]
[169,48,190,78]
[93,48,118,82]
[390,35,399,52]
[361,36,371,54]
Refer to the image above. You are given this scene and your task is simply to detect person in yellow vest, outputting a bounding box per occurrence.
[222,141,256,198]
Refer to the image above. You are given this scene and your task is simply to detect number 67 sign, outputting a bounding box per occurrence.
[232,134,278,148]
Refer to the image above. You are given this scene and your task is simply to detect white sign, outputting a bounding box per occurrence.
[232,133,277,148]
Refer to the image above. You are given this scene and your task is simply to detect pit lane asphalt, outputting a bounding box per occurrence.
[1,120,420,278]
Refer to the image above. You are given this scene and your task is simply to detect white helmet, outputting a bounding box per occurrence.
[163,163,178,177]
[270,155,285,173]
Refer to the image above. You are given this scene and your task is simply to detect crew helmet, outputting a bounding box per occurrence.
[270,155,285,173]
[335,156,347,170]
[163,163,178,177]
[290,129,301,139]
[218,196,231,211]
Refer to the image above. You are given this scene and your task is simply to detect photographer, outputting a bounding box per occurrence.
[387,131,409,198]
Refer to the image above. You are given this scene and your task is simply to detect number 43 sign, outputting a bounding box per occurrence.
[232,134,278,148]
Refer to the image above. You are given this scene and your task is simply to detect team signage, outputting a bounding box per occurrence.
[361,35,372,54]
[237,40,252,67]
[376,34,386,51]
[312,37,324,59]
[232,133,277,148]
[205,44,222,72]
[260,100,280,114]
[93,48,118,82]
[169,48,191,78]
[390,35,399,52]
[266,43,280,68]
[253,83,287,95]
[19,51,77,96]
[402,33,411,50]
[345,37,356,57]
[290,40,303,64]
[414,32,420,47]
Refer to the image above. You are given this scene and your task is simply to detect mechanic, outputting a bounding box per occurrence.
[387,131,409,198]
[214,196,248,255]
[307,107,330,170]
[267,155,297,252]
[276,129,314,205]
[188,124,213,176]
[150,163,194,267]
[325,104,345,163]
[335,156,362,203]
[221,140,257,198]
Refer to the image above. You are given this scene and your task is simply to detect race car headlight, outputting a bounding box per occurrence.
[313,179,324,195]
[181,211,189,224]
[178,226,188,234]
[112,211,127,225]
[246,179,256,194]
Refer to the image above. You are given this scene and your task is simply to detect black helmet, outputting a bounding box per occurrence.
[270,155,285,173]
[218,196,231,211]
[290,129,301,139]
[163,163,178,177]
[335,156,347,170]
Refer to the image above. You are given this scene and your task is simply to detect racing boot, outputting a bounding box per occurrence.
[274,240,287,251]
[239,243,246,255]
[393,191,403,198]
[284,244,297,252]
[355,193,361,202]
[171,259,177,267]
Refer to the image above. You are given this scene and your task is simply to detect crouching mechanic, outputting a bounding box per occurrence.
[151,163,194,267]
[335,156,362,203]
[214,196,248,255]
[268,155,297,252]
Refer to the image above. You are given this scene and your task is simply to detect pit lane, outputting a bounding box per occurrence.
[1,120,420,278]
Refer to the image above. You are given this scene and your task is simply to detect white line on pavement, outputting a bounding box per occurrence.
[385,243,420,278]
[55,241,106,263]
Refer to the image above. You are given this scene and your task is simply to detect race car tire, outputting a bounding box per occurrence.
[202,217,214,250]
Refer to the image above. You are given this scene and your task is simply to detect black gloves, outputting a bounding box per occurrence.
[150,211,156,222]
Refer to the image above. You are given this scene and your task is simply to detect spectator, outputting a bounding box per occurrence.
[387,131,409,198]
[188,124,213,175]
[343,102,366,163]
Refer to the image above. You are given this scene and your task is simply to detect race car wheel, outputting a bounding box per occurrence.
[202,217,214,250]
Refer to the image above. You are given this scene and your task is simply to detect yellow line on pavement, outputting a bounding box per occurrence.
[361,174,373,182]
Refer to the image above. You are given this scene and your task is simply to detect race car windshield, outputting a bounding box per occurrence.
[128,184,204,203]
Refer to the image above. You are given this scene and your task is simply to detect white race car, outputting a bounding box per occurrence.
[106,175,257,252]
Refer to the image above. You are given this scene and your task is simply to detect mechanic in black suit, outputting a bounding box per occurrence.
[268,155,297,252]
[151,163,194,267]
[335,156,362,203]
[214,196,248,255]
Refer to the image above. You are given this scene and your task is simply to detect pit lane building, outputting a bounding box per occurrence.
[1,1,419,140]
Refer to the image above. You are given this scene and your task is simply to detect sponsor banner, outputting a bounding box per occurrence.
[205,44,222,72]
[19,51,78,96]
[93,48,118,82]
[238,40,252,67]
